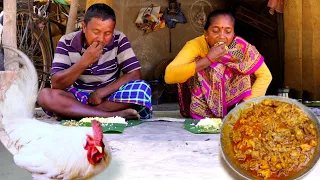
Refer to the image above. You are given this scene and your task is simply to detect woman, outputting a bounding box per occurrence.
[164,9,272,120]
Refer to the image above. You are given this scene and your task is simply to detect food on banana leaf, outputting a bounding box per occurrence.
[196,117,222,131]
[80,116,127,124]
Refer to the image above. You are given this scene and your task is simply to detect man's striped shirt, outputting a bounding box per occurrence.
[51,30,141,92]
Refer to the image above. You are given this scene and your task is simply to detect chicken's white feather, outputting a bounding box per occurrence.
[0,46,111,179]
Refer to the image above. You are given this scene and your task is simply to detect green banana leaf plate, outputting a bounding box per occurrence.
[60,120,144,133]
[184,119,221,134]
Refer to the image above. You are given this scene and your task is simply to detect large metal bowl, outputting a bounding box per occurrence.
[220,96,320,180]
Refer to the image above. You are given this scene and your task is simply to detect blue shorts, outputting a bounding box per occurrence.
[43,80,152,119]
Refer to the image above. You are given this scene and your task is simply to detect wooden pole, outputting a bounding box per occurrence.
[2,0,18,70]
[2,0,17,49]
[65,0,80,34]
[1,1,20,103]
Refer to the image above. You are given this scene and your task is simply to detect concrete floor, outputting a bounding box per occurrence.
[0,142,31,179]
[93,121,237,180]
[2,105,320,180]
[0,105,238,180]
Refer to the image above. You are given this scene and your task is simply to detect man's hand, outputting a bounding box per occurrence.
[207,44,228,63]
[88,91,103,105]
[82,41,104,66]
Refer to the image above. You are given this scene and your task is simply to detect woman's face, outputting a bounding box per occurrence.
[205,15,235,47]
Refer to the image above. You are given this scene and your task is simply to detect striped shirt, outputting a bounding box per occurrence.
[51,30,141,92]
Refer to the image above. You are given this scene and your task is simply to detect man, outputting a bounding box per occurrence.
[37,3,152,120]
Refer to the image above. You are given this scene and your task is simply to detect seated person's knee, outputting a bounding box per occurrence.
[37,88,54,106]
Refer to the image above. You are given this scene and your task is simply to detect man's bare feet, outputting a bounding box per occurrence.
[117,109,140,120]
[53,108,140,121]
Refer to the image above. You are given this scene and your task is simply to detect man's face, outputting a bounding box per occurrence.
[82,17,115,47]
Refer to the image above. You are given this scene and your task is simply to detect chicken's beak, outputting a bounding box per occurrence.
[96,146,103,153]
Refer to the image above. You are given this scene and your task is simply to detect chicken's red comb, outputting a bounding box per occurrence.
[91,120,103,141]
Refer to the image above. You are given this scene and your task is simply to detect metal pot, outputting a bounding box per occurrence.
[220,96,320,180]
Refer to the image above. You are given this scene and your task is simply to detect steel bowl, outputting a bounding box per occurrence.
[220,96,320,180]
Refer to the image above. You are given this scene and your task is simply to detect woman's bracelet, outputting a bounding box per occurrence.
[206,55,215,63]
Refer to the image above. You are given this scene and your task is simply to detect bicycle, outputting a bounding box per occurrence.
[1,0,83,90]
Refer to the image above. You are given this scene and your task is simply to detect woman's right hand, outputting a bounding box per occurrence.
[207,44,228,63]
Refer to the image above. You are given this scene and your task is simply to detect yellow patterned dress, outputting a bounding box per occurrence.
[165,35,272,119]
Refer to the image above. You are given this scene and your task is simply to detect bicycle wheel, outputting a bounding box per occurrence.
[16,8,52,91]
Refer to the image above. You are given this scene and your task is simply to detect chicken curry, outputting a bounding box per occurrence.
[230,99,318,179]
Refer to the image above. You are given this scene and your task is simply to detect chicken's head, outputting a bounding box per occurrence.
[84,120,106,165]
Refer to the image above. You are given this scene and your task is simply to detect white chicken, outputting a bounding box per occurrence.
[0,46,111,180]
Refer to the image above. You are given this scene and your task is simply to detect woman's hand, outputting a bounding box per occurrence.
[207,44,228,63]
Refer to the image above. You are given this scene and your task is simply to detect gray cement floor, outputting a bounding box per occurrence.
[2,105,320,179]
[0,106,237,180]
[0,142,31,179]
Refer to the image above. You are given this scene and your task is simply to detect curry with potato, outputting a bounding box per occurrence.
[230,99,318,179]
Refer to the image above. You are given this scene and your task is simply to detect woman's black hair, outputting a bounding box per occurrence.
[84,3,116,25]
[204,9,235,30]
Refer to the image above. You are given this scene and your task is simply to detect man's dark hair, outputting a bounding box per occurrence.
[204,9,235,30]
[84,3,116,25]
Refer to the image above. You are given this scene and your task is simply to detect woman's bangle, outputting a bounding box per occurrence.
[206,55,215,63]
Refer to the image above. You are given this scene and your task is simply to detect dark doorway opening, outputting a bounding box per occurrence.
[229,0,284,96]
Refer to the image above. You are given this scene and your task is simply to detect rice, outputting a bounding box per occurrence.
[79,116,128,124]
